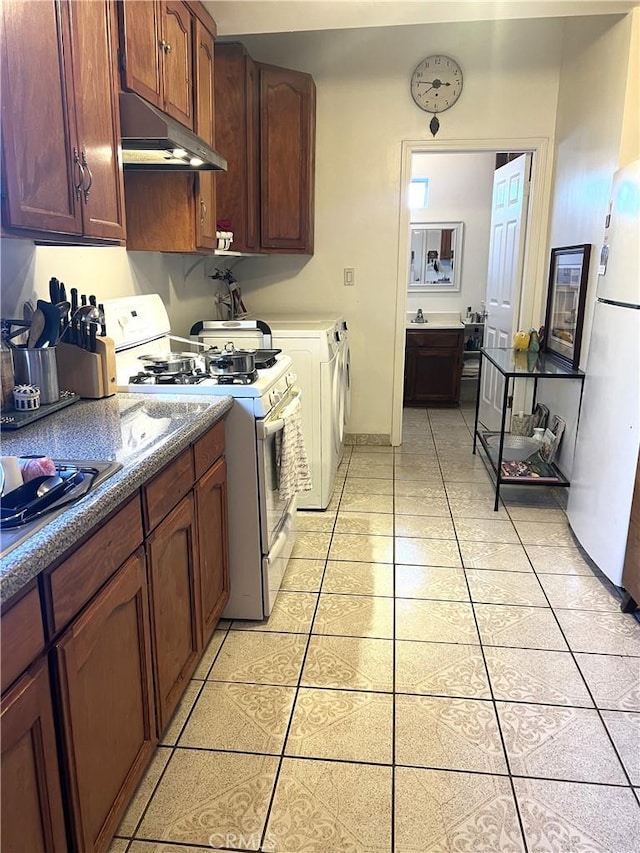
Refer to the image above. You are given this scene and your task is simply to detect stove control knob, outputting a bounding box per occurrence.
[272,388,284,405]
[286,372,297,387]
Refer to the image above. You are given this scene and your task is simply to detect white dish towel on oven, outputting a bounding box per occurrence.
[275,392,312,502]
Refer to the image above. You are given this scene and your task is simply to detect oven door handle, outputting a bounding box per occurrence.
[258,389,302,439]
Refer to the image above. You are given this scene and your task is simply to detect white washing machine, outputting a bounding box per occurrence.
[336,319,351,461]
[257,315,344,510]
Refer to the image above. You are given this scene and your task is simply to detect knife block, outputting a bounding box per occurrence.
[57,343,105,399]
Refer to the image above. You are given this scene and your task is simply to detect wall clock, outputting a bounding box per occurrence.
[410,55,463,136]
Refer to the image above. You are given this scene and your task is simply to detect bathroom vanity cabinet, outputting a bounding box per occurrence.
[403,328,464,405]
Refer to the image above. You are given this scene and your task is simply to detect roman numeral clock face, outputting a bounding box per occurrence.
[410,55,463,136]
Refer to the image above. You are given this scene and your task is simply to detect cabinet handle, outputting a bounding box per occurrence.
[200,200,207,224]
[81,151,93,203]
[159,39,172,54]
[73,148,85,201]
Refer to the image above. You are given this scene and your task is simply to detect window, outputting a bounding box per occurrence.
[409,178,429,209]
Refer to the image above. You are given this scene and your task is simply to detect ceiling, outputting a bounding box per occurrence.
[205,0,639,37]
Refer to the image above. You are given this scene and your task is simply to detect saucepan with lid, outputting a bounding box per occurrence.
[205,342,256,376]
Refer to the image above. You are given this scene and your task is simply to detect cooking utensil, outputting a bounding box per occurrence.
[205,344,256,376]
[89,295,97,307]
[88,322,97,353]
[27,309,46,347]
[36,475,64,498]
[138,352,197,374]
[57,301,71,342]
[58,282,67,303]
[98,303,106,337]
[22,300,35,325]
[35,299,63,347]
[12,347,60,404]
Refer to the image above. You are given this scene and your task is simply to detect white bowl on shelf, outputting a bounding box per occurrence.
[486,434,539,461]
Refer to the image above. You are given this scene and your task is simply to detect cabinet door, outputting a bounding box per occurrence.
[161,0,193,129]
[403,347,418,403]
[118,0,162,109]
[413,348,462,403]
[194,20,215,250]
[70,0,126,240]
[1,0,83,234]
[56,550,156,853]
[195,457,230,646]
[259,64,315,253]
[147,493,201,731]
[1,660,68,853]
[214,43,259,254]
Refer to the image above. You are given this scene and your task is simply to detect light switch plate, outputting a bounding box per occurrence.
[344,268,355,286]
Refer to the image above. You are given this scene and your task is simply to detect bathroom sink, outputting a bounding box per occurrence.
[0,459,122,558]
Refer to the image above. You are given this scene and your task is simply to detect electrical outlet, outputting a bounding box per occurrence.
[344,268,355,286]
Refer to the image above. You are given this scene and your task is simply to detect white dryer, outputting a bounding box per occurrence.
[335,319,351,462]
[257,315,344,510]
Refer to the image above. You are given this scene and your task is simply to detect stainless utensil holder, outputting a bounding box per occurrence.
[12,347,60,404]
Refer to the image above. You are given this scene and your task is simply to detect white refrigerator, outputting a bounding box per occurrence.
[567,158,640,586]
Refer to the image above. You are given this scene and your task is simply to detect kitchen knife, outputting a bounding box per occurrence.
[89,295,97,307]
[48,277,60,305]
[98,303,106,336]
[70,289,78,344]
[81,294,87,307]
[88,322,97,353]
[58,281,67,303]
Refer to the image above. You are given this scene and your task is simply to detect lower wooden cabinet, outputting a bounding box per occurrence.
[404,329,464,405]
[196,456,230,645]
[55,549,156,853]
[147,493,202,731]
[1,659,68,853]
[1,416,229,853]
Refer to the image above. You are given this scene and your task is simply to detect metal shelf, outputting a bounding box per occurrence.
[472,348,585,510]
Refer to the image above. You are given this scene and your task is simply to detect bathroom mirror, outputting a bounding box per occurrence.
[408,221,463,292]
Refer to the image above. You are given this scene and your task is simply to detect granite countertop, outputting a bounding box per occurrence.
[1,393,233,606]
[406,311,465,329]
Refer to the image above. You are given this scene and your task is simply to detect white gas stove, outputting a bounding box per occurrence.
[102,294,299,620]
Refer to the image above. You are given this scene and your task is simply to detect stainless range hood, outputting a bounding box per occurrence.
[119,92,227,171]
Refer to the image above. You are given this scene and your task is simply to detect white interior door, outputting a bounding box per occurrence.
[481,154,531,428]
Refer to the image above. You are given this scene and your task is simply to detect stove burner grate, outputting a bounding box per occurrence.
[216,370,259,385]
[129,371,208,386]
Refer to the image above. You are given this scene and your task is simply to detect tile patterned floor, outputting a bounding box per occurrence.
[112,406,640,852]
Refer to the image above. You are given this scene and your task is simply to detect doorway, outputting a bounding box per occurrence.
[391,137,554,446]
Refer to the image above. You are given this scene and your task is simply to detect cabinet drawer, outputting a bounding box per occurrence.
[193,419,225,480]
[143,448,195,532]
[1,585,45,694]
[406,330,463,349]
[46,495,143,636]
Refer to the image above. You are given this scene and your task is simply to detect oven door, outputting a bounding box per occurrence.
[256,386,301,552]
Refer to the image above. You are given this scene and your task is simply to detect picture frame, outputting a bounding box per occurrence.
[543,244,591,367]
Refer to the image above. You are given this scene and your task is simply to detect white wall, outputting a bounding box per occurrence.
[0,240,231,337]
[231,17,565,435]
[540,12,634,477]
[407,151,495,317]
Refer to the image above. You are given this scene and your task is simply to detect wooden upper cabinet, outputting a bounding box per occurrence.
[69,0,126,240]
[162,1,194,128]
[0,0,125,240]
[259,63,315,253]
[118,0,162,108]
[119,0,194,130]
[195,19,216,249]
[214,44,316,255]
[1,0,82,234]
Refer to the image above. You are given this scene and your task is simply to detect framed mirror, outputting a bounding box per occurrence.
[408,221,463,292]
